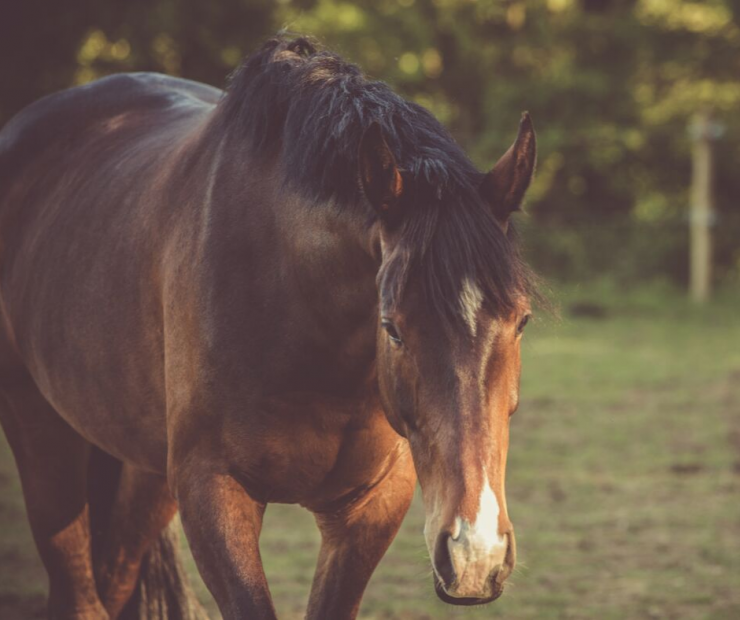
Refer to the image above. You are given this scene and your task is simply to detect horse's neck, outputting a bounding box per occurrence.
[186,138,382,392]
[271,197,382,362]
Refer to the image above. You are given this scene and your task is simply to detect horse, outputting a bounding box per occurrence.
[0,35,538,619]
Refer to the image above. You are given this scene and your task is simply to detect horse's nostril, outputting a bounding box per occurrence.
[433,532,456,588]
[501,530,516,580]
[489,564,506,588]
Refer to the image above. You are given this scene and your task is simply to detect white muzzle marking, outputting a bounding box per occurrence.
[444,475,508,598]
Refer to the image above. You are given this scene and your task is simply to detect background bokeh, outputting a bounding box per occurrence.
[3,0,740,286]
[0,1,738,619]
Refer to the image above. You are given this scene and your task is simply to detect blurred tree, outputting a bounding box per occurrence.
[276,0,740,284]
[1,0,738,286]
[0,0,98,123]
[0,0,276,122]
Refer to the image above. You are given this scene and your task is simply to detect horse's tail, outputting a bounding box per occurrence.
[88,447,209,620]
[120,518,208,620]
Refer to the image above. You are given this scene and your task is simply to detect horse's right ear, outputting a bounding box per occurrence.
[480,112,536,231]
[359,122,404,219]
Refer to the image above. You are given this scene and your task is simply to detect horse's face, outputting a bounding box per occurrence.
[360,115,536,604]
[376,266,529,603]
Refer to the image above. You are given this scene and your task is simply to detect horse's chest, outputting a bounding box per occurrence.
[224,393,403,507]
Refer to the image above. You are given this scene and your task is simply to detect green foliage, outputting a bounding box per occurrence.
[1,0,739,286]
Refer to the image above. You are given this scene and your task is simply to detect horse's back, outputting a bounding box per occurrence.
[0,73,221,470]
[0,72,221,143]
[0,72,221,237]
[0,72,220,183]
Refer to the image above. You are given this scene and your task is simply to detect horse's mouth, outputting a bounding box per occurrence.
[433,576,504,606]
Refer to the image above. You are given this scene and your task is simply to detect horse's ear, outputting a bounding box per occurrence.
[359,122,404,219]
[480,112,536,230]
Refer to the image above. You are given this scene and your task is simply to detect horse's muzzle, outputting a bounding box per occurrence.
[433,574,505,606]
[432,528,516,605]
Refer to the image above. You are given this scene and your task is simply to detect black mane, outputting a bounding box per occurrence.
[219,36,537,322]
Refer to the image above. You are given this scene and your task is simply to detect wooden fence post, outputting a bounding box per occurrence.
[688,110,719,303]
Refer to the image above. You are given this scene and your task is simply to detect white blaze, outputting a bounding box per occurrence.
[459,278,483,337]
[472,475,506,550]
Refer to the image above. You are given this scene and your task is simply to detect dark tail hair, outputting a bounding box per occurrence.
[87,447,208,620]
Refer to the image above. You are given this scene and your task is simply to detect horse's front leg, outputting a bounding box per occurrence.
[306,445,416,620]
[172,462,276,620]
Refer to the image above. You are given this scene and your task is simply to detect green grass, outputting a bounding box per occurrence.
[2,284,739,619]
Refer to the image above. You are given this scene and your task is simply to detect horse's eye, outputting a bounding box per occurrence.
[381,319,403,346]
[517,314,531,335]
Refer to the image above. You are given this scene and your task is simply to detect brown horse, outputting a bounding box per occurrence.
[0,36,537,619]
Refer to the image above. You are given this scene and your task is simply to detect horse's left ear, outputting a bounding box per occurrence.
[480,112,536,230]
[359,122,404,220]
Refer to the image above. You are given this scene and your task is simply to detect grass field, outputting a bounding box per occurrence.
[1,284,739,619]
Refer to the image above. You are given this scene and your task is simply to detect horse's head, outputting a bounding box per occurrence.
[360,115,536,604]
